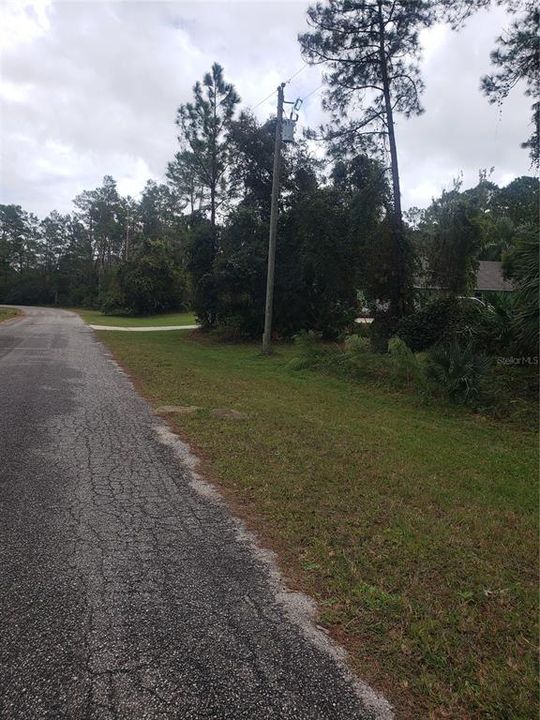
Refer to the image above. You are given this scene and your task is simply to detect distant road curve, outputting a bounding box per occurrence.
[0,305,199,332]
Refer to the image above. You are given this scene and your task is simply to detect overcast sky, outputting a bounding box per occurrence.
[0,0,533,218]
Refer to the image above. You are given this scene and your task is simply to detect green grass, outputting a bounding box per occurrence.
[75,309,197,327]
[92,328,538,719]
[0,307,19,324]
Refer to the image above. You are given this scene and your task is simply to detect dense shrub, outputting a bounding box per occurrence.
[104,240,186,315]
[396,297,461,352]
[426,340,491,405]
[343,333,370,355]
[289,330,505,409]
[288,330,333,370]
[461,295,516,355]
[387,337,430,395]
[396,294,518,357]
[1,270,54,305]
[481,362,539,424]
[186,221,219,327]
[99,289,132,317]
[212,209,268,338]
[369,310,400,353]
[416,190,483,295]
[503,225,539,354]
[339,331,389,379]
[207,191,359,341]
[289,331,429,396]
[273,187,359,339]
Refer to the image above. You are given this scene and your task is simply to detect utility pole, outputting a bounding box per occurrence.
[262,83,285,356]
[124,208,130,262]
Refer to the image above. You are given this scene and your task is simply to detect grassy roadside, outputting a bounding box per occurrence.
[93,328,538,719]
[76,309,196,327]
[0,307,20,324]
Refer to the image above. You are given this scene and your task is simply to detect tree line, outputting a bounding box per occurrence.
[0,0,537,344]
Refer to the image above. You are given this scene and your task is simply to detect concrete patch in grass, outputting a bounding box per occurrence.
[211,408,249,420]
[155,405,200,415]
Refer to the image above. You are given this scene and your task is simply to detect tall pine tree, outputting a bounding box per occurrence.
[174,63,240,236]
[481,1,539,166]
[299,0,437,318]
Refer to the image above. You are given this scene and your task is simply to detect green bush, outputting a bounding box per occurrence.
[99,275,131,315]
[354,321,371,339]
[208,191,359,340]
[100,292,132,317]
[288,331,331,370]
[1,270,54,306]
[397,295,518,357]
[460,296,515,356]
[344,333,371,355]
[340,332,387,379]
[289,332,428,394]
[369,311,400,353]
[212,213,267,337]
[288,329,530,417]
[388,337,430,396]
[503,225,539,354]
[112,240,186,316]
[213,314,256,343]
[396,297,460,352]
[481,363,539,424]
[426,340,491,405]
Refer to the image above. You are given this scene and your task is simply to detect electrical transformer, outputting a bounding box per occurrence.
[281,118,296,143]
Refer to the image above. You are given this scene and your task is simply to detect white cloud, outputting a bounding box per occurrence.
[0,0,52,52]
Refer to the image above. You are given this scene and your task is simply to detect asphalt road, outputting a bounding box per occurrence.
[0,307,392,720]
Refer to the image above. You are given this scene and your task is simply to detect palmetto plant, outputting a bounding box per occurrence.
[427,340,491,405]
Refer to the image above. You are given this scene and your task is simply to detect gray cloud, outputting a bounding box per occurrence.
[0,1,533,217]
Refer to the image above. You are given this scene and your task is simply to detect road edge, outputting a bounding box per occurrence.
[89,324,396,720]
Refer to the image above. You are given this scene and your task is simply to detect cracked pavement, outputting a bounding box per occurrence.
[0,307,391,720]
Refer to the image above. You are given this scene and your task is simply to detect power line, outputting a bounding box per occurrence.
[302,83,324,102]
[252,89,278,110]
[252,64,309,110]
[285,63,308,85]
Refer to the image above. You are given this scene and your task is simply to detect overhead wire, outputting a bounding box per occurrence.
[252,66,327,147]
[251,63,310,110]
[301,83,324,103]
[252,89,278,110]
[285,63,308,85]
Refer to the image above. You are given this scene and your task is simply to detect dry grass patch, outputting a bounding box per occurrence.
[0,307,20,324]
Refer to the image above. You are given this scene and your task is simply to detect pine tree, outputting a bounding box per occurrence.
[166,150,205,216]
[174,63,240,237]
[73,176,125,282]
[299,0,437,317]
[442,1,539,165]
[481,2,539,166]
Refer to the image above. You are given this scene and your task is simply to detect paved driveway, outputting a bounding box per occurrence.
[0,307,391,720]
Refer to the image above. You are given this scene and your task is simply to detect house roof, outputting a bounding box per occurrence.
[476,260,513,292]
[414,260,514,292]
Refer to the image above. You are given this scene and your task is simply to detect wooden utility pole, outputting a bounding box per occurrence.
[262,83,285,355]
